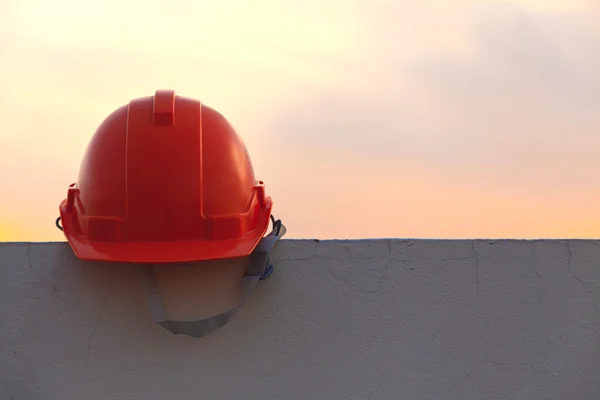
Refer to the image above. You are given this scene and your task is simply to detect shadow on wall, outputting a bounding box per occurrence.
[5,243,263,338]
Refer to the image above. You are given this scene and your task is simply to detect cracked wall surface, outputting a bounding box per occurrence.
[1,240,599,400]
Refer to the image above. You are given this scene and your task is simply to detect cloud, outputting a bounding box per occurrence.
[269,1,600,192]
[419,1,600,116]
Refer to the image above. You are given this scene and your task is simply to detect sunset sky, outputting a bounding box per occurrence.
[1,0,600,241]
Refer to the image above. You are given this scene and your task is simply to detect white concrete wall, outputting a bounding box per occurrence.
[1,240,599,400]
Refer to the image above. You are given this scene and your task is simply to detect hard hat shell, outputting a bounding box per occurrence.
[59,90,273,263]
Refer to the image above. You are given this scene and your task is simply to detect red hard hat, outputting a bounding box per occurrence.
[58,90,273,263]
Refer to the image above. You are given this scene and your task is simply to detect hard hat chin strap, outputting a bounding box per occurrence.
[144,216,287,338]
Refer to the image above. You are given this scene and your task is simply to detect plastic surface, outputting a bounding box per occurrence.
[59,90,273,263]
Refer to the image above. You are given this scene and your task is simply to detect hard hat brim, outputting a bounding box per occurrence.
[59,206,272,264]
